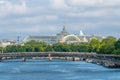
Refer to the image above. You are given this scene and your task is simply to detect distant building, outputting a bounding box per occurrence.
[23,26,104,44]
[0,40,16,47]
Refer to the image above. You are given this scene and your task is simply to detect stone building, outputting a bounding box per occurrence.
[23,26,104,44]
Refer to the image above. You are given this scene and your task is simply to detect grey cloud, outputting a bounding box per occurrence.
[0,0,120,39]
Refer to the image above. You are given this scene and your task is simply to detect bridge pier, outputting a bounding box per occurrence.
[73,57,80,61]
[0,57,2,62]
[65,57,73,61]
[48,54,52,61]
[22,57,26,62]
[59,57,66,60]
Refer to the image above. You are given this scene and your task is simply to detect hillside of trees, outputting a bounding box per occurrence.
[0,36,120,55]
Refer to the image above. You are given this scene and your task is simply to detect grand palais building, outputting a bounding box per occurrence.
[23,26,104,44]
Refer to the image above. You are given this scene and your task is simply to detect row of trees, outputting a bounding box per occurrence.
[0,36,120,54]
[88,37,120,54]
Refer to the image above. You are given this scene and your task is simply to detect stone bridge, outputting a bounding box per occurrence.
[0,52,120,68]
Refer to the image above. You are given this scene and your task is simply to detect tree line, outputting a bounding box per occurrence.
[0,36,120,55]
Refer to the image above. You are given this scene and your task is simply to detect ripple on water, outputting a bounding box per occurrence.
[0,59,120,80]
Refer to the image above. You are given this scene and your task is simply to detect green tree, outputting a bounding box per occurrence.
[99,36,116,54]
[53,43,71,52]
[112,39,120,55]
[24,40,48,52]
[5,45,18,52]
[24,45,34,52]
[0,47,4,53]
[114,39,120,49]
[88,38,100,52]
[45,45,54,52]
[78,43,89,52]
[112,49,120,55]
[70,44,79,52]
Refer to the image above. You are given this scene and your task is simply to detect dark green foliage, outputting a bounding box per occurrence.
[5,45,25,52]
[45,45,54,52]
[88,38,100,52]
[112,49,120,55]
[115,39,120,49]
[78,43,89,52]
[112,39,120,55]
[24,40,47,52]
[70,43,88,52]
[98,36,116,54]
[53,43,71,52]
[0,47,4,53]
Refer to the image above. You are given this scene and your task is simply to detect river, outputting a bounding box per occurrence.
[0,59,120,80]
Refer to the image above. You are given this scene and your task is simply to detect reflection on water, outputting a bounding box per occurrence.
[0,59,120,80]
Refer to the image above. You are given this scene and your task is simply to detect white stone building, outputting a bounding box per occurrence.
[23,26,104,44]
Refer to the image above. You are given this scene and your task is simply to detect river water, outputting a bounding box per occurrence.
[0,59,120,80]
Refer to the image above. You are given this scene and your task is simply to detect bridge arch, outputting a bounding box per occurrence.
[62,34,81,43]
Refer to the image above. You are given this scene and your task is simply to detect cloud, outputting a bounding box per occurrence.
[0,0,120,39]
[50,0,70,10]
[67,9,107,18]
[68,0,120,7]
[44,15,58,20]
[0,14,58,27]
[0,26,40,33]
[0,0,27,17]
[49,0,120,18]
[0,25,59,35]
[69,0,103,6]
[9,26,40,33]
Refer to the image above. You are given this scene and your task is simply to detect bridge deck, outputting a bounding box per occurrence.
[0,52,120,68]
[0,52,120,58]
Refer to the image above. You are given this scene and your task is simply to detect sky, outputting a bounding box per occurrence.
[0,0,120,40]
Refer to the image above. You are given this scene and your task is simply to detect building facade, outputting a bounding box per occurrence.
[23,26,104,44]
[0,40,16,47]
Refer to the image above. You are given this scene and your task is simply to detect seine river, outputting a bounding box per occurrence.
[0,59,120,80]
